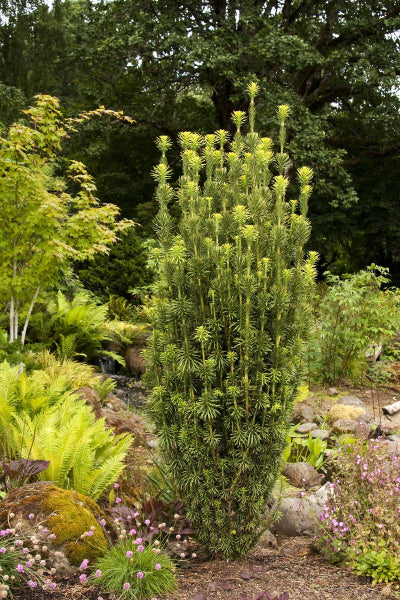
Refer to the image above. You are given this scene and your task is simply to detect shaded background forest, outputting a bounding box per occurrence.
[2,0,400,298]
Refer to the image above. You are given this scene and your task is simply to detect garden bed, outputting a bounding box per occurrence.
[12,537,393,600]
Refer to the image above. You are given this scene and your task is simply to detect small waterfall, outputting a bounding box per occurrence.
[98,355,117,375]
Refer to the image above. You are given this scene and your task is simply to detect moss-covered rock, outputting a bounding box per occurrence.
[327,404,366,423]
[0,482,109,573]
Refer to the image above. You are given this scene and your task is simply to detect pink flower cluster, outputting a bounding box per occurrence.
[317,439,400,564]
[0,513,59,593]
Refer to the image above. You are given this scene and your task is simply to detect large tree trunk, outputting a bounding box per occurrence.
[211,78,236,130]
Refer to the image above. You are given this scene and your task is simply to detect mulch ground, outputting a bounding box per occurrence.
[168,536,394,600]
[12,537,397,600]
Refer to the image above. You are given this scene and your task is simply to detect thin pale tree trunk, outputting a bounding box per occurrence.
[9,295,15,343]
[9,259,18,343]
[21,286,40,347]
[14,305,18,341]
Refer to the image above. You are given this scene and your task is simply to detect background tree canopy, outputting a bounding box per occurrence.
[1,0,399,291]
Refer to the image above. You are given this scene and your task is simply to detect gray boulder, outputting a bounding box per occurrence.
[338,395,366,409]
[311,429,330,441]
[292,402,315,424]
[282,461,322,489]
[273,485,329,536]
[332,418,370,435]
[296,422,317,434]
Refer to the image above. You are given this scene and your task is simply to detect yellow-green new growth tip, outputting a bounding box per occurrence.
[156,135,172,154]
[247,82,260,99]
[178,131,194,149]
[232,111,247,131]
[297,166,313,185]
[215,129,230,148]
[277,104,291,122]
[151,162,171,183]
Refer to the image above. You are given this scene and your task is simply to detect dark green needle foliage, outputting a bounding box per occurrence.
[143,84,317,560]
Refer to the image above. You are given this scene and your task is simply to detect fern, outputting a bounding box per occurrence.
[32,350,99,388]
[9,400,132,500]
[31,291,113,362]
[0,360,132,500]
[94,377,117,403]
[0,362,18,430]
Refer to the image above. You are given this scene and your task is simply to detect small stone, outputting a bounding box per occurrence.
[380,413,400,434]
[311,429,330,441]
[147,440,157,449]
[332,419,357,434]
[296,422,317,434]
[282,462,322,489]
[259,529,277,548]
[381,439,400,456]
[292,403,315,424]
[387,434,400,442]
[73,387,102,418]
[106,395,128,412]
[101,410,146,443]
[327,387,339,396]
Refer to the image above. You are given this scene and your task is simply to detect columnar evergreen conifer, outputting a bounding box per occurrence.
[144,84,317,559]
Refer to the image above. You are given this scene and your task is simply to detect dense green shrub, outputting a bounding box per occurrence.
[307,265,400,384]
[144,84,317,559]
[76,228,155,303]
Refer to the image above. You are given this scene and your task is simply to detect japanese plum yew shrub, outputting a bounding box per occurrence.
[143,84,317,559]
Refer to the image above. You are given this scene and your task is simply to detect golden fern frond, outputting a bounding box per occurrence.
[10,413,37,458]
[0,361,19,404]
[49,409,91,486]
[97,433,132,461]
[31,351,99,389]
[84,454,127,501]
[72,444,95,495]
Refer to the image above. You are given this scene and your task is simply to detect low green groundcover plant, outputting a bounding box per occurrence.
[317,438,400,585]
[91,540,176,599]
[283,427,328,471]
